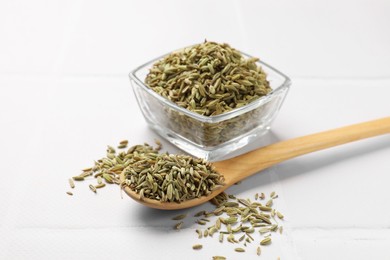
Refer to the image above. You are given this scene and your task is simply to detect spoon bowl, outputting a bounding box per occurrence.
[120,117,390,210]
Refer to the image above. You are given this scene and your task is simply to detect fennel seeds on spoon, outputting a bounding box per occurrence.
[68,140,224,202]
[122,153,225,203]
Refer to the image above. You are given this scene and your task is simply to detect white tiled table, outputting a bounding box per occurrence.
[1,1,389,259]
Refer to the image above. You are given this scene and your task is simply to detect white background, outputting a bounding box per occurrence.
[1,0,390,259]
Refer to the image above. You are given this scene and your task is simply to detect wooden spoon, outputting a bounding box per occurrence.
[120,117,390,210]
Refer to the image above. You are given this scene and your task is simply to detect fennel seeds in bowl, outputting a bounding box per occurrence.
[146,41,271,116]
[144,41,273,147]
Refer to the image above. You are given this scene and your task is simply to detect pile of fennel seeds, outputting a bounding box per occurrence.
[172,191,285,258]
[122,153,224,202]
[145,41,272,116]
[67,140,225,202]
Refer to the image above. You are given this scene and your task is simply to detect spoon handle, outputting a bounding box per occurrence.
[220,117,390,181]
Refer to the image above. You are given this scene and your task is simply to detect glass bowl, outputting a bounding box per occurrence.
[129,50,291,161]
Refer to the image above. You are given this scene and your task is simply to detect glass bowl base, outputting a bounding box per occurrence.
[148,123,271,161]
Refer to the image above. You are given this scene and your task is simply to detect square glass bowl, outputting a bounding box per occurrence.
[129,51,291,161]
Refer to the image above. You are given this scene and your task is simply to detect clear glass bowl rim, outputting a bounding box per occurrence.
[129,48,291,124]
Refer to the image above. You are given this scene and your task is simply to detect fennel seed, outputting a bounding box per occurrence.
[196,229,202,239]
[174,221,183,230]
[194,210,206,217]
[192,244,203,250]
[68,178,75,189]
[212,256,226,260]
[89,184,97,193]
[260,237,272,245]
[172,214,187,220]
[72,176,84,181]
[257,246,261,256]
[95,183,105,189]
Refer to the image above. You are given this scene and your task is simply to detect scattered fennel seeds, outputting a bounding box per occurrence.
[67,140,161,195]
[189,191,284,257]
